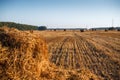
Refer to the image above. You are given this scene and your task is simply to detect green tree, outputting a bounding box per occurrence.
[38,26,47,30]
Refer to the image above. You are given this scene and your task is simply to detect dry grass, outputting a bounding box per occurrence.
[0,27,101,80]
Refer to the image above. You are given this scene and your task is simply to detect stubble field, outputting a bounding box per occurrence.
[37,30,120,80]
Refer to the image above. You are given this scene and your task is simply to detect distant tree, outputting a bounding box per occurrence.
[108,27,115,30]
[0,22,38,30]
[38,26,47,30]
[92,29,96,31]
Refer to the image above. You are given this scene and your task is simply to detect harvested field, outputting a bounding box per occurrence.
[0,28,101,80]
[37,30,120,80]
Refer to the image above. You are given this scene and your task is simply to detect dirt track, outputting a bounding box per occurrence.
[37,31,120,80]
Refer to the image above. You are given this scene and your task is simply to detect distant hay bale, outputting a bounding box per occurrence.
[80,29,84,32]
[64,29,66,31]
[105,29,108,32]
[54,29,56,31]
[117,29,120,31]
[0,27,49,80]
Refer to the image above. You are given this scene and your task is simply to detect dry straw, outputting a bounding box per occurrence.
[0,27,49,80]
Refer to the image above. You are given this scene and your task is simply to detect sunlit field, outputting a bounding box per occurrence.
[0,27,120,80]
[36,30,120,80]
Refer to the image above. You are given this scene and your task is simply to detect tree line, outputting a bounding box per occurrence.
[0,22,47,30]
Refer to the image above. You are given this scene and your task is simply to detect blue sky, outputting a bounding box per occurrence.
[0,0,120,28]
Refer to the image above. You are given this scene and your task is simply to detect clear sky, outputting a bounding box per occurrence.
[0,0,120,28]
